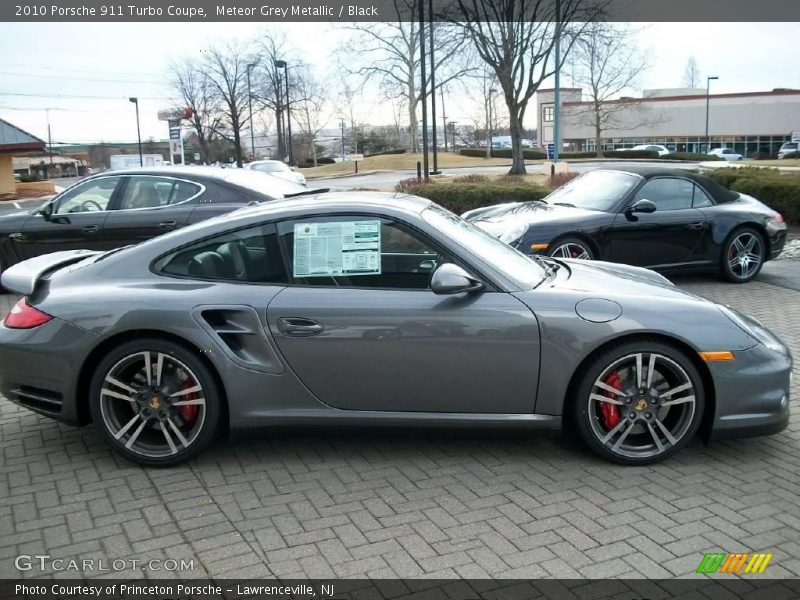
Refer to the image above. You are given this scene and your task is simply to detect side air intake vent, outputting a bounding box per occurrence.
[193,306,284,374]
[13,386,63,415]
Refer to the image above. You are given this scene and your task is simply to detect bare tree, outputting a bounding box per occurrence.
[202,41,251,167]
[292,66,329,166]
[682,56,702,88]
[567,23,651,157]
[455,0,602,174]
[167,56,220,163]
[253,31,295,161]
[339,0,473,152]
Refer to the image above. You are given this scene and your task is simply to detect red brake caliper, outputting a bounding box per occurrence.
[600,372,622,430]
[179,380,199,423]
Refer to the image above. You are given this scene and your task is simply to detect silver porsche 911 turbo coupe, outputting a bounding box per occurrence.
[0,193,792,466]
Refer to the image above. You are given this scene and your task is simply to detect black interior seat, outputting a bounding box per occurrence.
[187,251,228,279]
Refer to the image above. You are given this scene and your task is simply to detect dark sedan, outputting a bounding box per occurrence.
[0,166,321,287]
[463,168,787,283]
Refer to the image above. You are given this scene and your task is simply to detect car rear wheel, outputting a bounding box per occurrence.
[89,339,221,466]
[573,341,704,465]
[548,237,594,260]
[720,227,765,283]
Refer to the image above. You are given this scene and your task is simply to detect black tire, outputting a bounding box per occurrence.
[547,237,595,260]
[573,340,705,465]
[89,338,221,467]
[719,226,765,283]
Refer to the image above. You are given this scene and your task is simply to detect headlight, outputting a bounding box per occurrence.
[718,305,786,353]
[498,222,528,245]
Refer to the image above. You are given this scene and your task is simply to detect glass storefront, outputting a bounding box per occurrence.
[579,134,791,157]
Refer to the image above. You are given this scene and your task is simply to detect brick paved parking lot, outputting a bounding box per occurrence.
[1,277,799,581]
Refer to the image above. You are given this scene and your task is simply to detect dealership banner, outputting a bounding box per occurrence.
[4,579,800,600]
[3,0,800,22]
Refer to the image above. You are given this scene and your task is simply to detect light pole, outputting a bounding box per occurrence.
[488,88,497,156]
[129,97,142,167]
[274,59,293,165]
[340,118,346,161]
[450,122,457,150]
[704,76,719,154]
[247,62,256,160]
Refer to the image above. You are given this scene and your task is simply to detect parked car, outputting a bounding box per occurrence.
[0,192,791,467]
[463,168,787,283]
[0,166,323,287]
[778,142,798,159]
[708,148,744,161]
[616,144,671,157]
[244,160,307,186]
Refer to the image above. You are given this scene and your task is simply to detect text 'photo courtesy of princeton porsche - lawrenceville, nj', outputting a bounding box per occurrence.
[0,1,799,599]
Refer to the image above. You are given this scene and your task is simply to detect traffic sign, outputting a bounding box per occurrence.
[547,143,555,159]
[349,154,364,161]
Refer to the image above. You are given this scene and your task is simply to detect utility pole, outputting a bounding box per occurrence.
[247,62,256,159]
[418,0,429,181]
[129,97,143,167]
[428,0,439,174]
[275,60,293,165]
[45,108,53,168]
[553,0,561,162]
[440,88,447,152]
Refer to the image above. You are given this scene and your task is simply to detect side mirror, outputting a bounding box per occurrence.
[431,263,484,295]
[629,199,657,214]
[39,201,54,221]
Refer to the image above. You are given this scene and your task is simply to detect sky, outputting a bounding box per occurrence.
[0,22,798,145]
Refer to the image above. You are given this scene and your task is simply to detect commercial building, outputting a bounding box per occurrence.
[537,87,800,156]
[0,118,46,195]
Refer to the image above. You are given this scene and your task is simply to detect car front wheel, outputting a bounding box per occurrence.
[89,338,221,466]
[573,341,704,465]
[720,227,765,283]
[548,237,595,260]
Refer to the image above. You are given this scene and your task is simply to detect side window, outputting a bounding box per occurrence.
[55,177,120,214]
[117,176,202,210]
[635,178,694,211]
[692,184,713,208]
[157,223,288,284]
[276,216,445,289]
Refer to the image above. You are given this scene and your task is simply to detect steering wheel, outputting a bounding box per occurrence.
[80,199,103,212]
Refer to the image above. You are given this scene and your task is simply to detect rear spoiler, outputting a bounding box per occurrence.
[0,250,102,295]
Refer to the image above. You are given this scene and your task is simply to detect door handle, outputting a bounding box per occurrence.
[687,221,705,231]
[277,317,324,337]
[82,225,99,234]
[8,232,24,241]
[159,220,178,230]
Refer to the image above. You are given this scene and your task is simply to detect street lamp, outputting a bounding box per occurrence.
[274,59,293,166]
[129,97,142,167]
[247,62,256,160]
[705,76,719,154]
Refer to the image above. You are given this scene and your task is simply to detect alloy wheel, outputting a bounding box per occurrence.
[551,242,592,260]
[727,232,763,280]
[99,351,206,459]
[587,352,696,460]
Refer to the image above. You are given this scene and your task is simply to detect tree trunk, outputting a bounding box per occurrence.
[485,99,491,158]
[408,98,419,153]
[232,116,243,167]
[508,108,526,175]
[311,135,318,167]
[594,104,603,158]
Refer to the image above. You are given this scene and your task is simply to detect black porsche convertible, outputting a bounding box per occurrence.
[463,167,787,283]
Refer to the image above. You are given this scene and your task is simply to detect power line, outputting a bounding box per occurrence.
[0,61,158,77]
[0,91,170,101]
[0,69,163,85]
[0,103,129,113]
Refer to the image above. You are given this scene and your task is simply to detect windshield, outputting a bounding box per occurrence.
[542,170,640,212]
[251,161,290,173]
[422,205,545,290]
[222,169,309,198]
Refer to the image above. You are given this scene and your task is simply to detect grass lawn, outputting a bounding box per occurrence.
[301,152,513,179]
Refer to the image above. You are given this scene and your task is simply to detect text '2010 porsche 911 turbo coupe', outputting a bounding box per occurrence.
[0,193,792,466]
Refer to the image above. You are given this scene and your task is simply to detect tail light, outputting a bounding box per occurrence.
[4,299,53,329]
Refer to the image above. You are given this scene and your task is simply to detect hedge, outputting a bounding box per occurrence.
[459,148,547,160]
[365,149,407,157]
[661,152,722,161]
[395,180,549,214]
[706,167,800,224]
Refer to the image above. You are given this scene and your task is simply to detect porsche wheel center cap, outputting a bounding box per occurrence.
[634,398,648,412]
[149,397,162,410]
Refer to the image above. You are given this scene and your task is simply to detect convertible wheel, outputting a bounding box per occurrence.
[574,341,704,465]
[720,227,765,283]
[89,339,220,466]
[548,238,594,260]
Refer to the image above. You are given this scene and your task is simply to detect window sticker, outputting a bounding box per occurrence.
[294,220,381,277]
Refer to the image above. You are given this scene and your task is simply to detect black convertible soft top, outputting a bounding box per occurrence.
[611,167,740,204]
